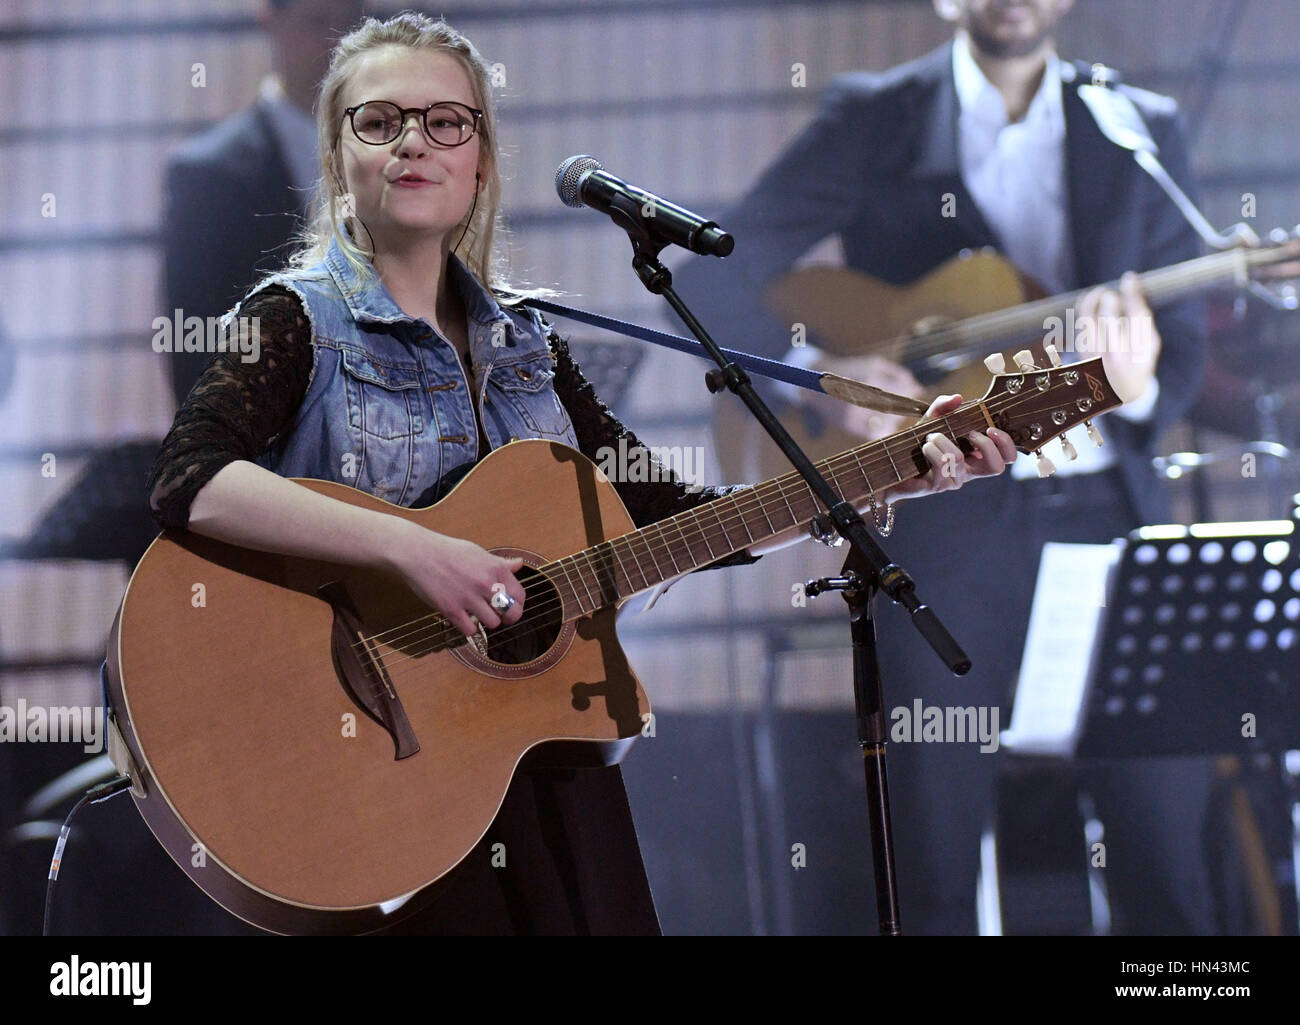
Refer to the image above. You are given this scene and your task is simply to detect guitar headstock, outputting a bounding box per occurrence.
[978,349,1124,477]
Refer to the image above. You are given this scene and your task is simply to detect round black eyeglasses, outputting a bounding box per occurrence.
[343,100,483,148]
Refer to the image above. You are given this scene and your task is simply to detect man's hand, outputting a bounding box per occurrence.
[1078,271,1161,404]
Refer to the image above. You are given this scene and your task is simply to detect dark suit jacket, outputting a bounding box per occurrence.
[161,101,309,405]
[675,43,1207,524]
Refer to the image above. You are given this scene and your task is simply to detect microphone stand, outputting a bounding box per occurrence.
[614,208,972,936]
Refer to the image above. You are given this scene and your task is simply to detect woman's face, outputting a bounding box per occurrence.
[337,46,484,251]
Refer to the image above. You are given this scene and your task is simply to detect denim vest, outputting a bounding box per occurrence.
[243,238,578,506]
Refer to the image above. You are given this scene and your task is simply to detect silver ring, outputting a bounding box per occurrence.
[490,589,517,612]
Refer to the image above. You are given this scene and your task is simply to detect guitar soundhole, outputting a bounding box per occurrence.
[482,566,564,666]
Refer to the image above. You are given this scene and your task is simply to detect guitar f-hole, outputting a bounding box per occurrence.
[318,580,420,760]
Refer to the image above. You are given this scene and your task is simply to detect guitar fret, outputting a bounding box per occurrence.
[608,535,645,594]
[848,448,871,493]
[636,523,673,584]
[773,481,800,527]
[822,460,840,497]
[583,543,620,606]
[883,439,901,481]
[549,557,587,616]
[695,506,719,561]
[680,506,717,566]
[573,557,598,615]
[670,513,703,572]
[710,499,741,552]
[564,555,596,614]
[731,495,757,546]
[752,489,777,535]
[706,500,733,555]
[656,521,684,575]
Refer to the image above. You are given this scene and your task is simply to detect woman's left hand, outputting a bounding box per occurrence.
[883,393,1018,504]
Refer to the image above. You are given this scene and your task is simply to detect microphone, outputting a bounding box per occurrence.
[555,155,734,257]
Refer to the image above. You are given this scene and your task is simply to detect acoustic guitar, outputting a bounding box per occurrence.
[717,237,1300,481]
[105,357,1121,934]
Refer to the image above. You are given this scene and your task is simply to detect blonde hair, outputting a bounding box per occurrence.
[288,13,508,296]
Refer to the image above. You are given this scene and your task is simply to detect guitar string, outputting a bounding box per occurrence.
[355,381,1084,663]
[355,380,1089,666]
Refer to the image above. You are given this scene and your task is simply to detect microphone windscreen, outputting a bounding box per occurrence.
[555,155,602,207]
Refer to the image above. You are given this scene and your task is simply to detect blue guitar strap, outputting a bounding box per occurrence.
[520,296,828,395]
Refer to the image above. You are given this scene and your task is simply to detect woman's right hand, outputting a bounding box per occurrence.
[386,521,527,637]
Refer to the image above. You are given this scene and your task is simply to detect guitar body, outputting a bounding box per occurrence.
[715,250,1044,481]
[105,440,648,935]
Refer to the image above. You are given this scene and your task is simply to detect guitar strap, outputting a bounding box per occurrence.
[520,296,928,416]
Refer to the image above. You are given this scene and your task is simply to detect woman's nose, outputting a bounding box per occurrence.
[394,116,430,157]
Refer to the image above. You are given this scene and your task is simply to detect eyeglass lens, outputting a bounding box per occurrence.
[351,102,476,146]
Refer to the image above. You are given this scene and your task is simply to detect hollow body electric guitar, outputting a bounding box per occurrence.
[718,238,1300,481]
[106,357,1121,934]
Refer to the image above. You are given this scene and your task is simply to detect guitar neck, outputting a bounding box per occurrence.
[906,247,1259,370]
[542,404,992,616]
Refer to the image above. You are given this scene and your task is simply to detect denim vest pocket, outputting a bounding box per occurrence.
[339,345,425,439]
[485,354,573,438]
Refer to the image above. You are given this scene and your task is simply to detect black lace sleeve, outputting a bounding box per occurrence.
[146,286,313,532]
[546,328,759,570]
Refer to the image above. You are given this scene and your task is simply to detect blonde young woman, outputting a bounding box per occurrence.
[147,13,1017,934]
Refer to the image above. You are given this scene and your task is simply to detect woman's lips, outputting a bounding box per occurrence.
[392,177,433,188]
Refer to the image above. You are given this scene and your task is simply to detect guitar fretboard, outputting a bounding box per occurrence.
[540,404,993,617]
[901,247,1265,370]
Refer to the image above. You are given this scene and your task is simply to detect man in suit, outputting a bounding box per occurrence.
[161,0,362,405]
[675,0,1216,934]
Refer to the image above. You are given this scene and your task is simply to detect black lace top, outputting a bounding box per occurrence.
[146,285,758,570]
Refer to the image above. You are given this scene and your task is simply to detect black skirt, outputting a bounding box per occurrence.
[371,764,661,935]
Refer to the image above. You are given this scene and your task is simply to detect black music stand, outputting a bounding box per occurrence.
[1003,520,1300,933]
[1077,521,1299,758]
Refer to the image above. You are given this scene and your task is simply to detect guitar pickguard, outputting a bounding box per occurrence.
[319,579,420,760]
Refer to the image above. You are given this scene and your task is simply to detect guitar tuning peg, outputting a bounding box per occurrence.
[983,353,1007,374]
[1044,343,1063,368]
[1013,349,1036,372]
[1060,434,1078,461]
[1084,419,1103,447]
[1034,449,1056,478]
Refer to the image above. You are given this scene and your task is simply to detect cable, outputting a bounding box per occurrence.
[42,775,134,936]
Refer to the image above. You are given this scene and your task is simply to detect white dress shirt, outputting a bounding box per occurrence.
[952,32,1158,478]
